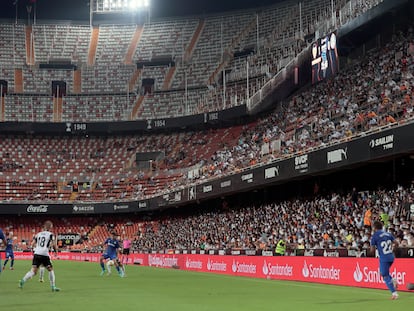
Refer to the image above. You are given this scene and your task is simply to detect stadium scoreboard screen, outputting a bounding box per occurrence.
[92,0,149,13]
[311,32,338,84]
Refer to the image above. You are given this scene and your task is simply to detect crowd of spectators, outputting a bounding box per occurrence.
[2,184,412,254]
[2,25,414,202]
[1,11,414,203]
[94,25,414,198]
[187,26,414,181]
[100,24,414,197]
[131,185,414,253]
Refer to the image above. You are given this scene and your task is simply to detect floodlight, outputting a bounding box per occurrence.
[92,0,150,14]
[129,0,137,9]
[129,0,146,10]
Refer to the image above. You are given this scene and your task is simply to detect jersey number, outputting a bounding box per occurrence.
[380,240,393,255]
[38,237,47,247]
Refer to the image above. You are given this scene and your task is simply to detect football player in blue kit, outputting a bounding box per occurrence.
[3,232,15,270]
[99,230,124,277]
[0,228,5,274]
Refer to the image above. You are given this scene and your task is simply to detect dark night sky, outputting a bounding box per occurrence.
[0,0,285,21]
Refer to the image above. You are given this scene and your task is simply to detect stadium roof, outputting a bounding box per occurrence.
[0,0,286,21]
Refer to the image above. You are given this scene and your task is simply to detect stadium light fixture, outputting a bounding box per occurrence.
[129,0,150,10]
[91,0,150,16]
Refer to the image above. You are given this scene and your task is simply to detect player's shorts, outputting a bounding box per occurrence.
[32,254,53,268]
[379,260,394,277]
[6,251,14,259]
[122,248,130,255]
[380,261,394,276]
[102,253,117,260]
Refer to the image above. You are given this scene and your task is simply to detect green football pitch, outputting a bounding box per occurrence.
[0,260,412,311]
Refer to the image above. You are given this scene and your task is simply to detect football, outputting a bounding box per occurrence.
[107,260,115,266]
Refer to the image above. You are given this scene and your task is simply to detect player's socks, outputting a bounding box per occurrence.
[100,261,106,275]
[39,267,45,281]
[23,270,35,282]
[49,270,56,287]
[116,265,124,277]
[384,275,396,293]
[392,278,398,290]
[18,279,25,288]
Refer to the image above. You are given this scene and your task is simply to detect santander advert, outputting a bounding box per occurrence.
[14,252,413,291]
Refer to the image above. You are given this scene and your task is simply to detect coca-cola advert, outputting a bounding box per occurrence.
[26,204,49,213]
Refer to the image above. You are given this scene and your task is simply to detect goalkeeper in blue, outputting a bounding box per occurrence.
[370,220,399,300]
[99,231,124,277]
[0,228,5,274]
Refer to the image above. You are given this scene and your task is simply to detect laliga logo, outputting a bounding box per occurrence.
[302,261,310,278]
[354,262,363,283]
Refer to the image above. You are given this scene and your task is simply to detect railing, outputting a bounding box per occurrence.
[247,0,387,113]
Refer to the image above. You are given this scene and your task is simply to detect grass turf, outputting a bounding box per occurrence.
[0,260,412,311]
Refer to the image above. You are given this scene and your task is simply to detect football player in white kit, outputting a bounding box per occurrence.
[19,220,60,292]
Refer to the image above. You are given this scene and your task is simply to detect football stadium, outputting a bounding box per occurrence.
[0,0,414,310]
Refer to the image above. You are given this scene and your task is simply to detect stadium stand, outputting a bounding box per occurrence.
[130,186,414,252]
[0,185,412,252]
[32,24,90,63]
[0,0,387,121]
[2,0,414,258]
[1,0,409,223]
[1,5,414,201]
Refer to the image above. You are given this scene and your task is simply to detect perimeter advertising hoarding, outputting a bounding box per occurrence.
[0,201,140,215]
[13,252,413,292]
